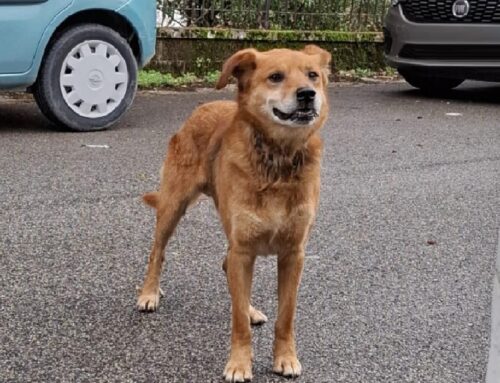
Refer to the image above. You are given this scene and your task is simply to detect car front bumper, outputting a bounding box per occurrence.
[384,5,500,75]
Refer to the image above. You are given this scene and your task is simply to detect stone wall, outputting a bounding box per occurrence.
[147,28,386,76]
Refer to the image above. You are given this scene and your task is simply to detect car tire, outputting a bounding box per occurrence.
[398,69,464,93]
[33,23,137,132]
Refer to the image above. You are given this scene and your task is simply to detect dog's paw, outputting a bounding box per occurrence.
[273,355,302,378]
[223,357,252,382]
[249,305,267,326]
[137,290,161,312]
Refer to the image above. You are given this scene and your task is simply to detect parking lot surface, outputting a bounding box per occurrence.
[1,82,499,382]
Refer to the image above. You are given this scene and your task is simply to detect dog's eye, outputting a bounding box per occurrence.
[268,72,284,83]
[308,71,319,80]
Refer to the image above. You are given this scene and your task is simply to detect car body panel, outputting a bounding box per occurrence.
[0,0,156,89]
[116,0,157,67]
[385,5,500,71]
[0,0,71,74]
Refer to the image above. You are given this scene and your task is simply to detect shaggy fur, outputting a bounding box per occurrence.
[137,45,331,382]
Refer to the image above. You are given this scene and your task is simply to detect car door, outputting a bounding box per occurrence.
[0,0,72,74]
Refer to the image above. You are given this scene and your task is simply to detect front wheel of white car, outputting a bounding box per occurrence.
[34,23,138,132]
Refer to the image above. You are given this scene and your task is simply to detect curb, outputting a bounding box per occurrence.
[486,229,500,382]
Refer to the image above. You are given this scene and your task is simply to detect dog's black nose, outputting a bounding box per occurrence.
[296,87,316,102]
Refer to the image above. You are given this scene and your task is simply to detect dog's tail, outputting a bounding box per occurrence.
[142,191,160,209]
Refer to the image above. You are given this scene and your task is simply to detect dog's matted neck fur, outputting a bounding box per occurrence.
[250,128,312,183]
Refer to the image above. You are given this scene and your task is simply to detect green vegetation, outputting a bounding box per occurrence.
[336,67,399,82]
[138,70,221,89]
[138,67,399,90]
[203,70,221,84]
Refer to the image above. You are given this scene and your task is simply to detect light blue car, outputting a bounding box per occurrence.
[0,0,156,131]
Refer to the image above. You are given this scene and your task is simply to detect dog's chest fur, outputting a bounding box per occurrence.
[232,196,315,254]
[225,145,319,253]
[211,112,322,254]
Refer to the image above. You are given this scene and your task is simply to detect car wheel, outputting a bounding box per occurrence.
[398,69,464,93]
[33,23,137,132]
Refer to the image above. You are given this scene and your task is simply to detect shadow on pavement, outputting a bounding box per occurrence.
[389,81,500,105]
[0,98,57,133]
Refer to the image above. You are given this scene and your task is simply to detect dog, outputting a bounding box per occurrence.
[137,45,331,382]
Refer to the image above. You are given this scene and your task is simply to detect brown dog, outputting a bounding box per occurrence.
[137,45,331,382]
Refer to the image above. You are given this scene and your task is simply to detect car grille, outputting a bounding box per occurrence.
[399,44,500,60]
[401,0,500,23]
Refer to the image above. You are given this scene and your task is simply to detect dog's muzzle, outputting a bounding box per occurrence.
[272,107,318,124]
[272,87,319,124]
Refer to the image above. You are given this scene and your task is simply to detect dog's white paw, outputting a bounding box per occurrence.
[249,305,268,325]
[137,291,160,312]
[273,355,302,378]
[223,357,252,382]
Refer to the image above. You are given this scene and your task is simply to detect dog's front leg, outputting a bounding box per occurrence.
[273,248,304,378]
[223,248,255,382]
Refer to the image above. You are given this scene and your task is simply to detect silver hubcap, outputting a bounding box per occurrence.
[60,40,128,118]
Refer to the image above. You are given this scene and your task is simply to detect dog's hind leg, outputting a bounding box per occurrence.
[137,136,202,312]
[249,305,268,325]
[138,183,200,311]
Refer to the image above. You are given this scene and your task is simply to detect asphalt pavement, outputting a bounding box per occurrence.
[1,81,499,383]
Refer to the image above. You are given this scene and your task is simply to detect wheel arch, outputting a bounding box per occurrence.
[44,9,141,64]
[4,1,149,90]
[28,8,141,90]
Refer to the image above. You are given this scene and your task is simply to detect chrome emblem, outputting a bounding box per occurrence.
[88,70,104,89]
[452,0,470,18]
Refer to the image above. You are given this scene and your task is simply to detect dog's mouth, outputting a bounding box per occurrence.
[273,107,318,124]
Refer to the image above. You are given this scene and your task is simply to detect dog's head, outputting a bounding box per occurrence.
[216,45,331,138]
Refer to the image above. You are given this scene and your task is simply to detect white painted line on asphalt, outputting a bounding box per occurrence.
[486,229,500,383]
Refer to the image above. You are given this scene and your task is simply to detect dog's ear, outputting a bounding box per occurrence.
[216,49,258,90]
[303,44,332,68]
[303,45,332,83]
